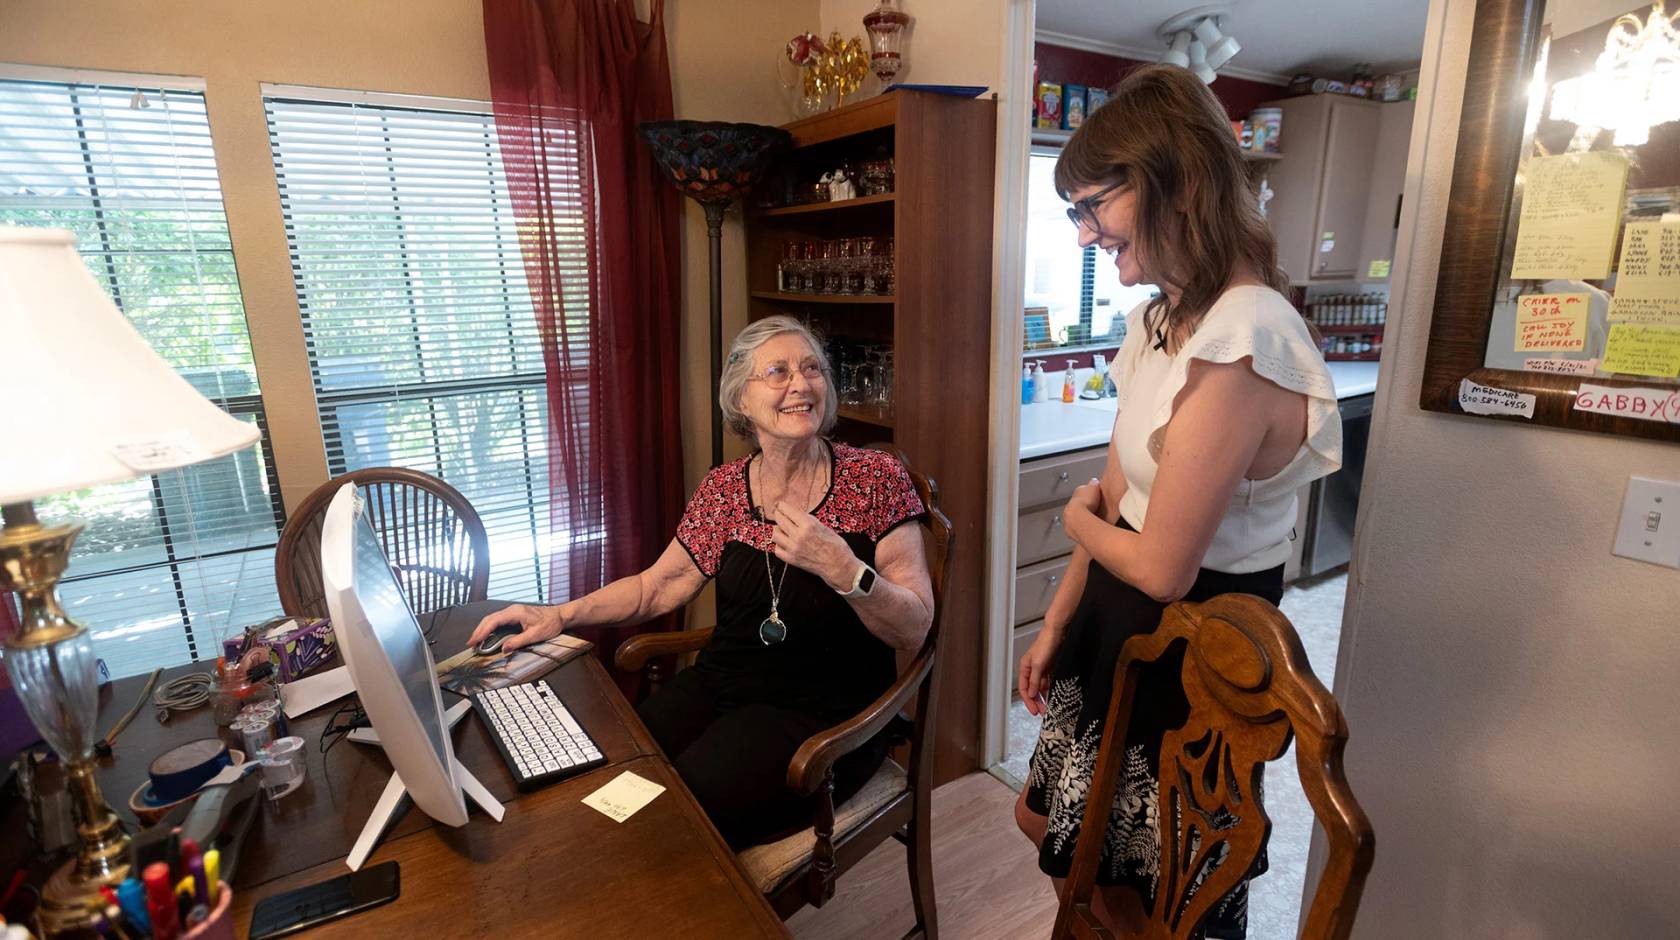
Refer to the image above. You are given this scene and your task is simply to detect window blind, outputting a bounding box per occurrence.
[0,75,284,677]
[264,92,577,604]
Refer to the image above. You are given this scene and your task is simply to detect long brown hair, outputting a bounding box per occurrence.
[1055,64,1293,352]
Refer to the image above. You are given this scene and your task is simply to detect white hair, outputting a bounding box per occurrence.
[718,315,838,444]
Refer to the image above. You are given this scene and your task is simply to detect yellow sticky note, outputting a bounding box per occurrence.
[1510,152,1629,280]
[1608,220,1680,327]
[582,770,666,823]
[1600,323,1680,378]
[1518,290,1592,352]
[1367,259,1391,279]
[1514,292,1590,351]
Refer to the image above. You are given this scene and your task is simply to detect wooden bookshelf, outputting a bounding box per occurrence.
[746,90,997,785]
[753,192,896,217]
[749,290,896,305]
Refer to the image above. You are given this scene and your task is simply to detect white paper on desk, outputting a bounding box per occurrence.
[582,771,666,823]
[281,665,354,719]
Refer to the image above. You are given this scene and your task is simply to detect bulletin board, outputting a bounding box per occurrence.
[1421,0,1680,443]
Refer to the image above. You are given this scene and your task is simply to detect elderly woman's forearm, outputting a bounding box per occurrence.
[849,579,934,650]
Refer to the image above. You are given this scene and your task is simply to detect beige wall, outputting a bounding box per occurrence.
[820,0,1003,91]
[0,0,813,515]
[1324,0,1680,934]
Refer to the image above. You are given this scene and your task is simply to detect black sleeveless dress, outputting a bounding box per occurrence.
[1023,517,1283,939]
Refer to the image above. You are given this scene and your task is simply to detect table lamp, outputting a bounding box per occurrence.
[0,226,260,934]
[639,121,791,465]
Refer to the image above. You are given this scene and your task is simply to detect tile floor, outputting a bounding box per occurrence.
[996,568,1349,940]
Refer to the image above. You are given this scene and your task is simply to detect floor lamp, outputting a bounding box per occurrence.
[640,121,791,466]
[0,227,261,935]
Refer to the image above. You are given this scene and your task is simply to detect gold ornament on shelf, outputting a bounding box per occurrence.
[819,33,870,109]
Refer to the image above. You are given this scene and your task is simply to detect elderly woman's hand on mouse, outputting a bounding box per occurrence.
[468,604,565,654]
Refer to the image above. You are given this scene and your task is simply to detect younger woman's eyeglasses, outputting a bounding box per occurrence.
[750,361,826,390]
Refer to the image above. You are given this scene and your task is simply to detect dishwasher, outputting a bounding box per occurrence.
[1301,393,1373,578]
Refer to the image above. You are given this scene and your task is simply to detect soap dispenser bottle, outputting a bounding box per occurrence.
[1021,363,1034,405]
[1062,360,1077,403]
[1032,360,1049,403]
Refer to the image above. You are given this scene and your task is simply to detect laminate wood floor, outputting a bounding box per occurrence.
[788,772,1058,939]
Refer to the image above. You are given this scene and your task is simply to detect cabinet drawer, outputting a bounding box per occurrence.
[1015,556,1071,626]
[1019,448,1107,511]
[1012,620,1044,697]
[1017,503,1075,566]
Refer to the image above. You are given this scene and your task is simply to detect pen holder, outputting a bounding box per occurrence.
[181,882,234,940]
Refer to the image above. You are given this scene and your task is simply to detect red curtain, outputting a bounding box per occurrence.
[483,0,685,675]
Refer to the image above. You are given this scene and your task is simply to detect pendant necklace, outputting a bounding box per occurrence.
[752,449,827,646]
[759,550,791,645]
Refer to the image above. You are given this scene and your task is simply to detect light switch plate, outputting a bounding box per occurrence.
[1613,476,1680,569]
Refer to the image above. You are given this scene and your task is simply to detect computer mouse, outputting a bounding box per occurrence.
[475,625,522,657]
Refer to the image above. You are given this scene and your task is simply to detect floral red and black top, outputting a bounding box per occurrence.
[675,441,926,719]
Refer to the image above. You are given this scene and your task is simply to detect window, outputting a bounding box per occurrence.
[263,89,560,604]
[0,72,284,677]
[1023,151,1155,349]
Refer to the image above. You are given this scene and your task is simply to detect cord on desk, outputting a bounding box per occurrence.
[319,700,369,757]
[153,672,213,722]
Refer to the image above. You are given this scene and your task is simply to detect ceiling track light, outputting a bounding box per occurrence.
[1158,4,1241,83]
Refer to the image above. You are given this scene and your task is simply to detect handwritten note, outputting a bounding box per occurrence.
[582,770,666,823]
[1510,152,1629,280]
[1600,323,1680,378]
[1458,378,1536,418]
[1574,383,1680,423]
[1514,292,1590,351]
[1608,220,1680,327]
[1523,357,1598,375]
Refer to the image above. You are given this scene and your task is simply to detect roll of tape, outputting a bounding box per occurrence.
[146,738,232,805]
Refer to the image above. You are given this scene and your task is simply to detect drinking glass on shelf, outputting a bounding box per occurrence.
[871,238,896,295]
[817,240,839,294]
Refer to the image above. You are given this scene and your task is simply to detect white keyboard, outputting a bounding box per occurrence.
[470,680,606,789]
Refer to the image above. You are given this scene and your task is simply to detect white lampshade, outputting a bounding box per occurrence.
[1188,40,1218,85]
[1161,31,1192,69]
[0,226,259,505]
[1193,17,1241,70]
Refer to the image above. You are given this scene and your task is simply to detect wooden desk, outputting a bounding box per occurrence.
[91,601,788,938]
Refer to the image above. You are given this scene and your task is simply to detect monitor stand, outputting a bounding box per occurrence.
[343,699,504,870]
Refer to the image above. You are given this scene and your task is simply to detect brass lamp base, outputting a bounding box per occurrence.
[2,502,133,937]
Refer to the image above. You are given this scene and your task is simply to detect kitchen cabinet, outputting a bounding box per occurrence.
[1262,94,1382,282]
[1356,100,1417,283]
[1011,443,1105,697]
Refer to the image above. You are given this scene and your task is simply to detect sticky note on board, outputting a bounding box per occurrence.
[1608,221,1680,327]
[1510,152,1629,280]
[1367,259,1391,278]
[1514,292,1590,351]
[582,770,666,823]
[1600,323,1680,378]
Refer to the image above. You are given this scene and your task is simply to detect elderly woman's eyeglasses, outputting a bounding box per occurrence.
[750,361,826,390]
[1065,179,1128,231]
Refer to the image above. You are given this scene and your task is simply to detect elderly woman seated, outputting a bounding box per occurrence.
[470,315,935,848]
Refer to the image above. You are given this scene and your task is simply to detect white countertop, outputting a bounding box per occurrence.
[1018,361,1382,461]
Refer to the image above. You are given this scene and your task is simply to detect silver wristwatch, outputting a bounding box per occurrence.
[840,562,878,598]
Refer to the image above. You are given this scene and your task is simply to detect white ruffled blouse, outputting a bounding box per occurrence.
[1109,285,1342,573]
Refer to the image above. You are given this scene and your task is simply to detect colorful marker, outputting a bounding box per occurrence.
[142,862,179,940]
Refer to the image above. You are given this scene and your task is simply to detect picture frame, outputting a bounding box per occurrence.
[1418,0,1680,443]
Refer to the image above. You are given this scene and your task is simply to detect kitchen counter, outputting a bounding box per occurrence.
[1018,360,1381,460]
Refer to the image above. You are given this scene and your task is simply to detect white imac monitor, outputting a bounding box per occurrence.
[320,482,468,830]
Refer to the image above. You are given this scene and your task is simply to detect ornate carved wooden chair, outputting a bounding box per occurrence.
[1054,594,1374,940]
[614,446,953,939]
[275,467,490,619]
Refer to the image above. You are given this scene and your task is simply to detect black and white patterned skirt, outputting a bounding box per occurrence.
[1023,520,1283,940]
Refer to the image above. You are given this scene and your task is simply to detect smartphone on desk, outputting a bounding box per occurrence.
[249,861,400,939]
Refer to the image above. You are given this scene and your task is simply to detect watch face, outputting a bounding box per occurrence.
[858,566,877,594]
